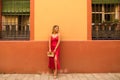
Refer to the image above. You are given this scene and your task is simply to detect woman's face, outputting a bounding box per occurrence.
[54,26,59,33]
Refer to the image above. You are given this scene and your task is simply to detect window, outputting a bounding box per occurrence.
[0,0,30,40]
[92,0,120,40]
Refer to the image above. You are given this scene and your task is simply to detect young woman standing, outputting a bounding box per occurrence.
[48,25,60,79]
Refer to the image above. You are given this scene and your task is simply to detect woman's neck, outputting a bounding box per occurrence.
[52,32,58,34]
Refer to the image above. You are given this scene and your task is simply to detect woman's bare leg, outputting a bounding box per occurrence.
[54,56,57,78]
[48,68,54,74]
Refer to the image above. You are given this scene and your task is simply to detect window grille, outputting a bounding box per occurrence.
[0,0,30,40]
[92,0,120,40]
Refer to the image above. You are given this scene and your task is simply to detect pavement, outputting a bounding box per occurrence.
[0,73,120,80]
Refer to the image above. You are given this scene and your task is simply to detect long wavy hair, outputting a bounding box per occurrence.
[52,25,59,34]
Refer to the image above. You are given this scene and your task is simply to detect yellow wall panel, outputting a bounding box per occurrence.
[35,0,87,41]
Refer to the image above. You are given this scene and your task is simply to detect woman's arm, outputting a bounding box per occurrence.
[49,34,51,52]
[53,33,60,52]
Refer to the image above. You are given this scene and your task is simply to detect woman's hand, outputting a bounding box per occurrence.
[53,49,56,53]
[49,49,51,52]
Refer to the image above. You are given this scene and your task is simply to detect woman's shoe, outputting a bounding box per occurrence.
[53,71,57,79]
[53,75,57,79]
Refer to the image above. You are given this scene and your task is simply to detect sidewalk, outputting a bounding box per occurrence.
[0,73,120,80]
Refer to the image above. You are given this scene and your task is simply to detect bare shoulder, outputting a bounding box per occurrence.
[58,33,60,39]
[58,33,60,36]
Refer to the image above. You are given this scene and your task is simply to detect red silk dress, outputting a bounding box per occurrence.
[48,35,60,70]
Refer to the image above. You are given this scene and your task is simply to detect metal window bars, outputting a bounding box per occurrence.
[0,0,30,40]
[92,0,120,40]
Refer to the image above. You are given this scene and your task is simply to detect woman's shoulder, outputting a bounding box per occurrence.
[51,33,60,38]
[57,33,60,36]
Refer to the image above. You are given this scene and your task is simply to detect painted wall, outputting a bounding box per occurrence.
[0,41,120,73]
[34,0,87,41]
[0,0,120,73]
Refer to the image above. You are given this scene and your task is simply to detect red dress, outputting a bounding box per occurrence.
[48,35,60,70]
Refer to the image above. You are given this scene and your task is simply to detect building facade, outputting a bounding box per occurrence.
[0,0,120,73]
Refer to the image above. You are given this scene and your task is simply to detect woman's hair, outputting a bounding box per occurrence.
[52,25,59,34]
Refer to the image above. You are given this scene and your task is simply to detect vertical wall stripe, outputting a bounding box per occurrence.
[30,0,34,40]
[87,0,92,40]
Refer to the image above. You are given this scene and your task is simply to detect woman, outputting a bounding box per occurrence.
[48,25,60,78]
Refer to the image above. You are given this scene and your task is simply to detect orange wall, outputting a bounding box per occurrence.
[30,0,34,40]
[0,41,120,73]
[34,0,87,41]
[87,0,92,40]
